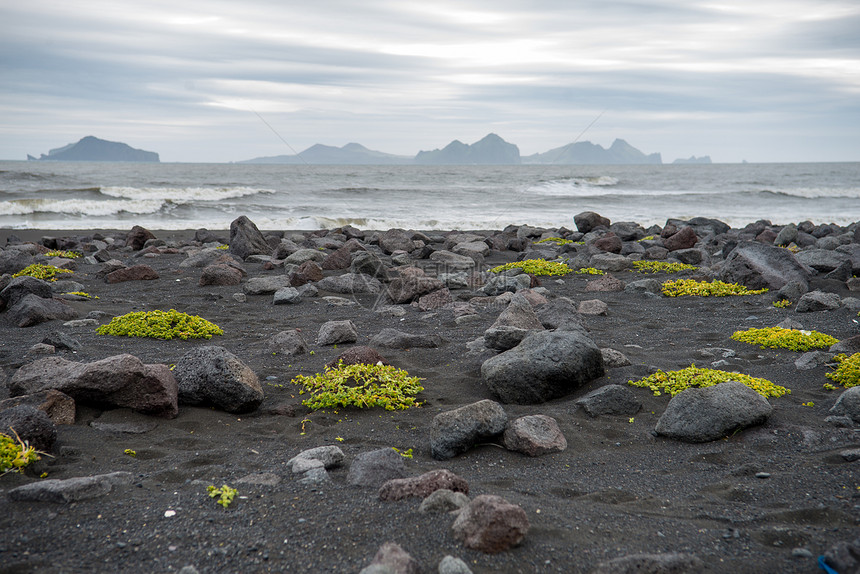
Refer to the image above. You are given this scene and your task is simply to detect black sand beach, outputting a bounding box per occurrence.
[0,218,858,574]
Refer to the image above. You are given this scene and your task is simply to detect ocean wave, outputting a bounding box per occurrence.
[0,198,164,216]
[99,186,273,202]
[756,187,860,200]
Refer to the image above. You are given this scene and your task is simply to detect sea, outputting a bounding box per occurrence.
[0,161,858,232]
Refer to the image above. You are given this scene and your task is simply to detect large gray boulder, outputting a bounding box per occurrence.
[173,346,263,413]
[430,399,508,460]
[347,448,408,488]
[7,294,79,327]
[576,384,641,417]
[0,276,53,309]
[9,355,178,418]
[0,405,57,452]
[317,273,382,294]
[481,331,604,404]
[719,241,810,290]
[228,215,272,260]
[829,386,860,423]
[655,381,773,443]
[484,293,544,351]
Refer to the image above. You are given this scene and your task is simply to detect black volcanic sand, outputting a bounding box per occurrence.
[0,227,858,574]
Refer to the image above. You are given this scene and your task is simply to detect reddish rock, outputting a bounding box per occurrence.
[755,229,778,244]
[363,542,421,574]
[320,246,353,270]
[126,225,156,250]
[592,233,622,254]
[0,389,76,425]
[326,346,389,368]
[574,211,610,233]
[585,274,625,292]
[663,226,698,252]
[418,287,453,311]
[289,260,324,286]
[518,289,547,307]
[105,264,159,284]
[386,276,445,304]
[503,415,567,456]
[451,495,530,553]
[199,264,243,286]
[378,469,469,501]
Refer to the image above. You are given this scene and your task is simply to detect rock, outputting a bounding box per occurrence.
[794,351,834,371]
[418,288,453,311]
[317,273,382,294]
[386,276,446,304]
[0,249,34,275]
[590,552,704,574]
[418,489,471,514]
[272,286,301,305]
[350,251,389,280]
[429,250,477,271]
[7,294,79,327]
[776,280,808,303]
[795,290,842,313]
[719,241,810,290]
[575,211,610,233]
[317,320,359,346]
[0,276,53,308]
[821,536,860,574]
[287,445,345,473]
[502,415,567,456]
[663,226,699,252]
[601,348,631,368]
[228,215,272,260]
[578,299,608,316]
[0,389,75,425]
[104,264,159,284]
[590,253,632,272]
[482,330,604,404]
[576,384,641,416]
[369,328,441,349]
[173,346,263,414]
[592,233,622,254]
[794,248,850,273]
[288,260,324,286]
[199,264,243,286]
[479,274,530,296]
[774,224,798,247]
[0,405,57,451]
[320,245,353,271]
[267,329,309,356]
[359,542,421,574]
[126,225,156,250]
[438,556,473,574]
[9,354,178,418]
[285,248,326,266]
[41,330,82,352]
[430,399,508,460]
[7,471,133,503]
[326,346,388,368]
[452,241,489,263]
[586,274,625,292]
[378,229,416,254]
[347,448,408,488]
[829,387,860,423]
[243,276,293,295]
[483,326,532,352]
[830,335,860,354]
[379,469,469,501]
[610,221,646,241]
[536,297,588,334]
[655,381,773,442]
[451,495,529,553]
[670,248,707,266]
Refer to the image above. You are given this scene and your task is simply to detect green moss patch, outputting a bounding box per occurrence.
[12,264,74,282]
[632,261,698,274]
[491,259,571,276]
[0,431,42,475]
[534,237,573,246]
[45,250,82,258]
[661,279,768,297]
[96,309,224,340]
[628,365,790,398]
[826,353,860,388]
[575,267,605,275]
[731,327,838,351]
[291,362,424,411]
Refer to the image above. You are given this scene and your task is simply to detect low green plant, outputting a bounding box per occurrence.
[575,267,604,275]
[12,264,74,282]
[661,279,768,297]
[491,259,571,276]
[291,362,424,411]
[534,237,573,246]
[216,244,229,250]
[124,449,137,458]
[96,309,224,340]
[632,261,697,274]
[628,365,790,398]
[826,353,860,388]
[207,484,237,508]
[0,430,43,475]
[65,291,99,299]
[731,327,838,351]
[392,447,413,459]
[639,235,656,241]
[772,299,792,308]
[45,250,82,258]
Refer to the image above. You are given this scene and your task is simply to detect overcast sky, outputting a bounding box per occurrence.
[2,1,859,163]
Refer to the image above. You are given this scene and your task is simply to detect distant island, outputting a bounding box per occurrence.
[28,136,159,162]
[240,133,701,165]
[672,155,713,165]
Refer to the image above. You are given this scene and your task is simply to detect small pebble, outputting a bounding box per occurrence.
[791,548,814,558]
[755,472,771,479]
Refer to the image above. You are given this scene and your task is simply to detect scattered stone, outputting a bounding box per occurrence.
[502,415,567,456]
[386,276,446,304]
[7,294,79,327]
[379,469,469,501]
[578,299,608,315]
[7,471,133,503]
[289,260,324,286]
[829,387,860,423]
[351,251,390,280]
[317,273,381,294]
[104,264,159,284]
[418,489,471,514]
[317,320,359,346]
[359,542,421,574]
[1,276,53,308]
[285,249,327,266]
[243,276,293,295]
[586,274,625,292]
[438,555,473,574]
[663,226,698,251]
[820,537,860,574]
[536,297,588,334]
[228,215,272,260]
[576,384,641,417]
[719,241,810,290]
[369,328,441,349]
[794,351,834,371]
[127,225,156,250]
[655,381,773,442]
[590,253,632,272]
[600,348,631,368]
[795,290,842,313]
[575,211,610,233]
[0,405,57,451]
[451,495,529,553]
[287,445,345,473]
[326,346,388,368]
[430,399,508,460]
[172,346,263,414]
[199,264,243,286]
[378,229,416,254]
[0,389,75,425]
[479,274,529,296]
[590,552,704,574]
[347,448,408,488]
[418,288,453,311]
[592,233,622,254]
[9,354,178,418]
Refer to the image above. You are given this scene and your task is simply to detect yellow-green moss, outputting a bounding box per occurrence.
[0,431,41,475]
[64,291,99,299]
[216,244,229,250]
[632,261,698,274]
[575,267,605,275]
[661,279,768,297]
[535,237,573,246]
[826,353,860,388]
[291,362,424,411]
[491,259,571,276]
[207,484,237,508]
[45,250,82,258]
[96,309,224,340]
[12,264,74,282]
[772,299,793,308]
[731,327,838,351]
[628,365,790,398]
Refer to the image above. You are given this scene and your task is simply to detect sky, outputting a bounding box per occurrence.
[2,0,859,164]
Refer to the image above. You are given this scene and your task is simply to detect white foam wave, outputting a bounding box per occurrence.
[0,198,163,217]
[100,186,272,202]
[763,187,860,200]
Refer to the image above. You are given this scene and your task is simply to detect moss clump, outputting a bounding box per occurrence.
[64,291,99,299]
[0,431,42,475]
[207,484,237,508]
[575,267,605,275]
[534,237,573,246]
[96,309,224,340]
[628,365,790,398]
[12,264,74,282]
[661,279,768,297]
[632,261,698,274]
[731,327,838,351]
[491,259,571,276]
[826,353,860,388]
[772,299,792,308]
[216,244,229,250]
[45,250,82,258]
[291,362,424,411]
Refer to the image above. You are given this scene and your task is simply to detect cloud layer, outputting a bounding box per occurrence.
[2,0,858,162]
